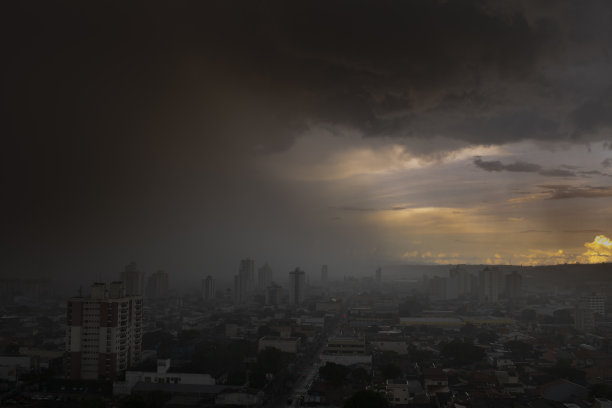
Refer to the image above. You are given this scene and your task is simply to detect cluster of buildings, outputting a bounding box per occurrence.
[423,265,523,303]
[229,259,308,307]
[198,259,338,308]
[120,262,169,299]
[1,262,612,408]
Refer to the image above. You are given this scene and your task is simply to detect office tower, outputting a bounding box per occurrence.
[146,270,169,299]
[234,258,255,304]
[479,267,501,303]
[239,259,255,292]
[65,282,143,380]
[258,263,273,290]
[288,268,306,306]
[375,267,382,283]
[505,271,522,300]
[321,265,328,284]
[202,275,215,301]
[120,262,144,296]
[266,282,282,306]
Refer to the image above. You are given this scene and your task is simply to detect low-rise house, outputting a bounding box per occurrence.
[423,368,449,394]
[370,339,409,355]
[385,379,424,405]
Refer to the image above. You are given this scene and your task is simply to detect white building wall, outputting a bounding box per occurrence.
[114,368,215,395]
[320,354,372,366]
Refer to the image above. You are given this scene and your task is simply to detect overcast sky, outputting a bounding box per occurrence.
[2,1,611,288]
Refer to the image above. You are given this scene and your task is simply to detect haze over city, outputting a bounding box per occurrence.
[4,3,612,408]
[2,1,612,289]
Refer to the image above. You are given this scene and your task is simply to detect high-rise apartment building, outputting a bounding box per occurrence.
[65,282,143,381]
[234,258,255,304]
[505,271,522,300]
[289,268,306,306]
[575,306,595,332]
[428,276,448,301]
[146,270,168,299]
[120,262,144,296]
[479,267,501,303]
[321,265,328,284]
[447,265,471,299]
[581,293,605,316]
[258,263,273,290]
[202,275,215,301]
[266,282,282,306]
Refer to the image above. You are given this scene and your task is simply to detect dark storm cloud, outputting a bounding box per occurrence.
[563,229,602,234]
[473,157,542,172]
[256,0,610,147]
[578,170,610,177]
[603,159,612,168]
[571,85,612,134]
[4,0,604,157]
[539,185,612,200]
[1,0,611,280]
[2,0,610,186]
[538,169,576,177]
[473,157,579,177]
[390,205,416,211]
[333,206,377,213]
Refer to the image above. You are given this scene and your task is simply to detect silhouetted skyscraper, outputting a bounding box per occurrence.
[258,262,273,290]
[321,265,328,284]
[505,271,522,300]
[447,265,471,299]
[234,258,255,304]
[289,268,305,305]
[266,281,282,306]
[239,259,255,291]
[120,262,144,296]
[479,267,501,303]
[146,270,168,299]
[202,275,215,301]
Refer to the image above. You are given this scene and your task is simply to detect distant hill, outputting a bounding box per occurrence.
[383,262,612,289]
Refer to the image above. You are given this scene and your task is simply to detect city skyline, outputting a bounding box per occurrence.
[1,1,611,286]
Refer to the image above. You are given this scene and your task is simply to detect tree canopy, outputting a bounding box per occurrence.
[319,362,350,386]
[380,363,403,380]
[344,390,390,408]
[257,347,284,375]
[440,339,485,366]
[505,340,538,360]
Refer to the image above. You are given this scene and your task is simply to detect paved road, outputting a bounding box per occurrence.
[267,303,351,408]
[286,314,348,408]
